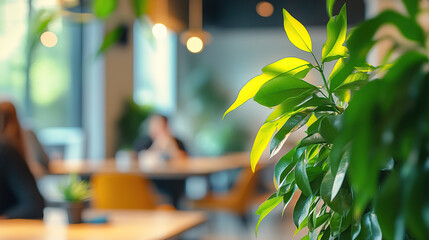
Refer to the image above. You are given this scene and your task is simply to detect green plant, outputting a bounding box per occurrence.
[224,0,429,239]
[117,99,152,150]
[59,174,91,203]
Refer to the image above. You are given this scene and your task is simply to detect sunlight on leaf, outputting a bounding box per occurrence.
[327,0,336,17]
[283,9,312,52]
[223,58,311,118]
[250,116,288,171]
[322,5,348,63]
[255,195,283,236]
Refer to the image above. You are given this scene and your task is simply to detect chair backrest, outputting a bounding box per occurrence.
[229,168,260,212]
[91,173,157,210]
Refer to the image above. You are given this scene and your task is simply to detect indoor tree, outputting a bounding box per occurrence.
[224,0,429,239]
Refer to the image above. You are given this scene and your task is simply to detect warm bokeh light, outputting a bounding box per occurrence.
[152,23,167,39]
[256,1,274,17]
[40,31,58,47]
[186,36,204,53]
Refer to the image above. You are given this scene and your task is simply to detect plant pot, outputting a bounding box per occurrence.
[62,202,84,224]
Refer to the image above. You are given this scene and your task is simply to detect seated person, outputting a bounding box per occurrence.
[133,114,187,160]
[0,102,45,219]
[133,114,187,208]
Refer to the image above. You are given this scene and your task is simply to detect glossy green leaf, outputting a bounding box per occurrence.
[295,159,313,196]
[255,195,283,236]
[254,75,318,107]
[275,148,297,187]
[271,112,311,156]
[322,5,348,63]
[351,220,362,240]
[299,133,327,148]
[224,58,311,117]
[93,0,117,19]
[283,9,312,52]
[293,194,312,228]
[404,168,429,240]
[326,0,336,17]
[318,116,338,144]
[331,150,350,201]
[250,116,287,172]
[402,0,419,19]
[375,171,402,240]
[356,213,382,240]
[130,0,148,18]
[320,169,352,215]
[281,186,297,218]
[296,96,335,111]
[97,26,124,56]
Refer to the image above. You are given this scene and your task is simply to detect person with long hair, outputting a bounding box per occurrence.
[0,101,44,219]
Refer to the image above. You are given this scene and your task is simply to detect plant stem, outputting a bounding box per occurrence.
[310,52,344,113]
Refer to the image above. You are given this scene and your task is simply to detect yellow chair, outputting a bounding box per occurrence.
[91,173,158,210]
[190,168,260,217]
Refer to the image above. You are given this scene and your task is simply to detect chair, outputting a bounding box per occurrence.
[91,173,158,210]
[190,168,260,221]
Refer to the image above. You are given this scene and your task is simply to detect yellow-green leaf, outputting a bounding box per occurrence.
[223,58,311,118]
[327,0,336,17]
[328,58,345,83]
[322,5,348,63]
[255,195,283,236]
[251,116,288,172]
[283,9,312,52]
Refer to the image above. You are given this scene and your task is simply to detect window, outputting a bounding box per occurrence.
[0,0,83,130]
[133,21,177,114]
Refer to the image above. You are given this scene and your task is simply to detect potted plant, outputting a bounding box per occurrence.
[58,174,91,224]
[225,0,428,239]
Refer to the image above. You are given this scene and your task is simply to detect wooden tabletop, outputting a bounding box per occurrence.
[0,208,206,240]
[49,152,255,178]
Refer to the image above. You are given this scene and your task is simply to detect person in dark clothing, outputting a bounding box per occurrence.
[133,114,187,208]
[0,101,45,219]
[0,141,45,219]
[133,114,187,160]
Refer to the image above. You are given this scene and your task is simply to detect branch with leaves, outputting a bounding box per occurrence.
[224,0,429,239]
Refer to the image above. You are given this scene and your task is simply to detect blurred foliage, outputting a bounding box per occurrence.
[117,99,152,150]
[225,0,429,239]
[181,67,249,155]
[58,174,91,202]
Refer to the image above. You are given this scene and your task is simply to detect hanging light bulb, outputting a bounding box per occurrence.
[40,31,58,47]
[152,23,168,39]
[181,0,211,54]
[186,36,204,53]
[150,0,170,39]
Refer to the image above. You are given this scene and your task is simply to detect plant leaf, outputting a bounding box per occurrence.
[356,213,382,240]
[255,196,283,236]
[97,26,124,56]
[295,158,313,196]
[318,116,338,144]
[224,58,311,117]
[402,0,419,19]
[283,9,312,52]
[130,0,148,18]
[93,0,117,19]
[250,116,288,171]
[275,148,297,187]
[322,5,348,63]
[254,75,318,107]
[271,112,311,156]
[327,0,336,17]
[320,169,352,215]
[293,193,312,228]
[331,150,350,201]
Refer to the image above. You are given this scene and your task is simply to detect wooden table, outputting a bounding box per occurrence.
[49,152,253,179]
[0,208,206,240]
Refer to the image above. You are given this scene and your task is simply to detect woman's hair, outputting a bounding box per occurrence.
[0,101,26,158]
